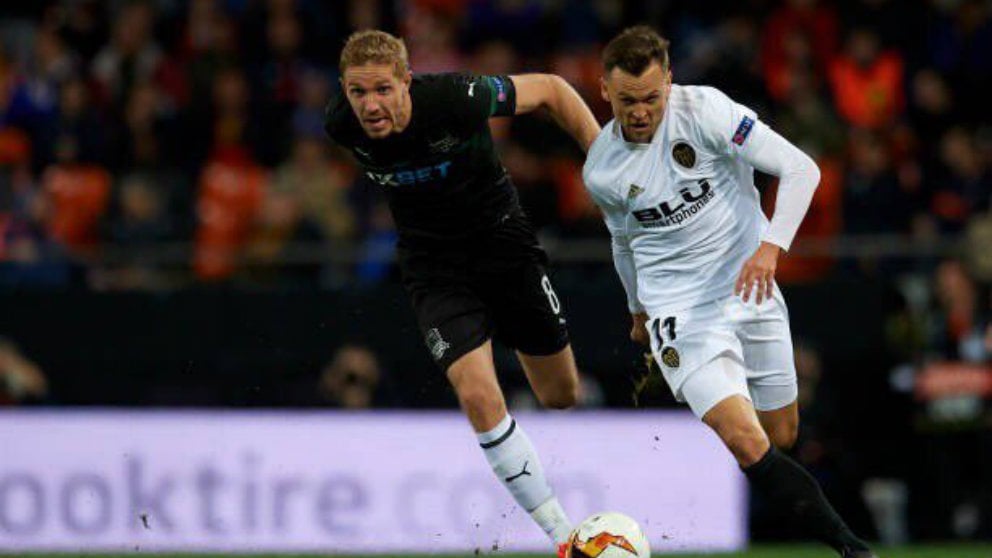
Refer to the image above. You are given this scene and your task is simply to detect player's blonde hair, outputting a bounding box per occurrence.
[339,30,410,78]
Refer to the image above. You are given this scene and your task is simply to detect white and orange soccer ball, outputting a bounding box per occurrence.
[564,512,651,558]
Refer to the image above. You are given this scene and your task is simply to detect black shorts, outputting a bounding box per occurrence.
[397,213,569,371]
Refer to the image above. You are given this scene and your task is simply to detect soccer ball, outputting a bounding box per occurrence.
[564,511,650,558]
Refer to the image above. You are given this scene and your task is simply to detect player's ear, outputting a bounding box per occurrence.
[402,69,413,89]
[600,76,610,103]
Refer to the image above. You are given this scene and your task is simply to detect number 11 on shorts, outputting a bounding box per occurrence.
[652,316,676,346]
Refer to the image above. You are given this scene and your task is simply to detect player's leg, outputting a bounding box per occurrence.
[681,356,875,558]
[447,340,507,430]
[470,216,574,545]
[497,261,578,410]
[516,345,580,410]
[735,286,801,450]
[757,401,799,450]
[401,250,572,546]
[446,341,573,545]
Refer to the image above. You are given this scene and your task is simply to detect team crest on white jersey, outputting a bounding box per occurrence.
[661,346,680,368]
[672,142,696,168]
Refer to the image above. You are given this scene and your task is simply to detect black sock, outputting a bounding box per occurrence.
[743,447,870,555]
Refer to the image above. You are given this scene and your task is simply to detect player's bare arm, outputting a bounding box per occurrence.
[510,74,600,152]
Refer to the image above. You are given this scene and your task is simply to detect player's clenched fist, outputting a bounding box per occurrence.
[734,241,781,304]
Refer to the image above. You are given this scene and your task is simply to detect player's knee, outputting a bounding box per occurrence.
[769,421,798,450]
[721,426,771,467]
[457,386,505,422]
[537,380,579,410]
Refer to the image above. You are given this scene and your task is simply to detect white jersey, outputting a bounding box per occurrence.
[582,84,818,318]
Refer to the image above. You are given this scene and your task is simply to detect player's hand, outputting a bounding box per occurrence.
[630,312,650,346]
[735,241,781,304]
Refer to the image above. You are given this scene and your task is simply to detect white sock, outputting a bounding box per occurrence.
[477,413,573,543]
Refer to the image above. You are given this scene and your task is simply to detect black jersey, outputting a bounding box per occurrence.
[324,73,521,244]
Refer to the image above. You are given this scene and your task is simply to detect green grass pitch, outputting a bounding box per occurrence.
[8,544,992,558]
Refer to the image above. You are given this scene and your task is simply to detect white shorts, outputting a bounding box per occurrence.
[648,285,798,418]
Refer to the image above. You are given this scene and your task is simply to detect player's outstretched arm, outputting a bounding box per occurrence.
[510,74,600,152]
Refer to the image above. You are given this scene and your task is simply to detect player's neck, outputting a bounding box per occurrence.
[392,91,413,134]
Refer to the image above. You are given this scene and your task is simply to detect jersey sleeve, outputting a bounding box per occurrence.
[695,86,768,160]
[599,192,643,314]
[695,87,819,251]
[442,73,517,125]
[611,233,644,314]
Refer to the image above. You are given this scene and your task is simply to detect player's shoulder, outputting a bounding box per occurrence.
[583,119,622,172]
[666,84,734,120]
[582,119,626,202]
[413,72,494,125]
[323,90,359,146]
[412,72,476,100]
[666,84,746,149]
[586,121,616,159]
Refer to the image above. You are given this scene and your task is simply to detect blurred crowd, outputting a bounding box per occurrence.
[0,0,988,290]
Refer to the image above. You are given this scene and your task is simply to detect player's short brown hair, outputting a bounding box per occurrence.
[602,25,670,76]
[339,30,409,78]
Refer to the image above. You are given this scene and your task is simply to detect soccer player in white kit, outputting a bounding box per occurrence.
[583,26,877,558]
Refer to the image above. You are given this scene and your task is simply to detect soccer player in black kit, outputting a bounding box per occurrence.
[324,30,599,555]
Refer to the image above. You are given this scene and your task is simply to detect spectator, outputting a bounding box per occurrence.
[270,136,356,242]
[775,71,845,157]
[92,173,177,290]
[842,128,912,235]
[0,337,49,405]
[36,76,105,169]
[828,28,904,129]
[176,0,241,114]
[200,66,260,167]
[40,129,112,251]
[927,0,992,126]
[762,0,838,102]
[317,344,383,409]
[249,10,313,165]
[107,81,177,172]
[928,259,988,362]
[240,184,324,288]
[932,128,991,232]
[90,1,164,110]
